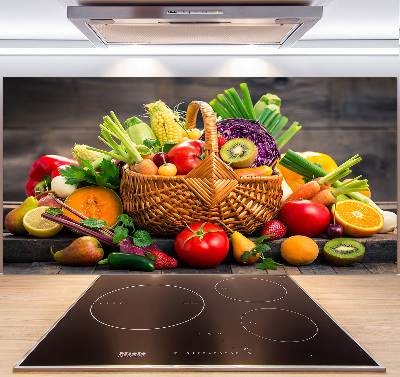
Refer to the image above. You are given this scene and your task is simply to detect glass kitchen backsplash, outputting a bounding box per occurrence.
[2,77,397,275]
[3,77,397,202]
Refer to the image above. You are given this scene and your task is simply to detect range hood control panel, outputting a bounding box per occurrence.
[167,10,223,15]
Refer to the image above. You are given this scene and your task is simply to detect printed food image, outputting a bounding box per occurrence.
[3,80,397,273]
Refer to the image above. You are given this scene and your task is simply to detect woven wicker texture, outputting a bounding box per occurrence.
[120,100,283,235]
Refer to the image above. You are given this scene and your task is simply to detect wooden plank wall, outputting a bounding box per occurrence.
[3,77,397,202]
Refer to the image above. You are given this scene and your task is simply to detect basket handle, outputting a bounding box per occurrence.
[185,101,218,156]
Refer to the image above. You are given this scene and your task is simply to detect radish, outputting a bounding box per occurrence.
[51,176,77,198]
[378,210,397,234]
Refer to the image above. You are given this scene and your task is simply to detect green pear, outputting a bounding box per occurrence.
[4,196,38,235]
[51,236,104,266]
[231,231,260,265]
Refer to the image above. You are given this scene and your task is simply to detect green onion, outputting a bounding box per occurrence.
[276,123,302,149]
[217,94,241,118]
[257,107,273,123]
[265,112,282,134]
[317,155,361,185]
[227,88,249,119]
[209,99,231,119]
[279,150,381,209]
[270,116,288,139]
[330,176,369,197]
[262,109,279,129]
[240,83,256,120]
[210,83,302,149]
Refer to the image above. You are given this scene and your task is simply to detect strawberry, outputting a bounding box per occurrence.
[218,136,228,150]
[262,220,286,241]
[147,247,178,270]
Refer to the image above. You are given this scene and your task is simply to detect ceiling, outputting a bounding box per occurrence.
[0,0,398,51]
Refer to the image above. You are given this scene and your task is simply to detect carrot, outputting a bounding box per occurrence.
[309,189,336,206]
[234,165,273,177]
[282,180,321,204]
[314,177,330,190]
[133,159,158,175]
[310,176,369,206]
[282,155,364,204]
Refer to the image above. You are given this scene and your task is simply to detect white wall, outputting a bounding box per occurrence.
[0,54,398,78]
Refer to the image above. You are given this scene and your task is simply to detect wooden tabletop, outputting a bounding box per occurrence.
[1,274,399,376]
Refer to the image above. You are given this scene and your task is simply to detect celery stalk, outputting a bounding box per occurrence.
[98,112,143,166]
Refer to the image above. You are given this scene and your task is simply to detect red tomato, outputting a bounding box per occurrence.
[167,140,204,175]
[174,223,229,268]
[279,200,331,237]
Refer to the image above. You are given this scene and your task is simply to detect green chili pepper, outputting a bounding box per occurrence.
[98,253,155,272]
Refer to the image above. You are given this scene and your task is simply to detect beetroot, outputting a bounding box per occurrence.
[119,238,162,257]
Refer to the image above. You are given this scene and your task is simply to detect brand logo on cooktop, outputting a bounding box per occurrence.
[118,351,146,358]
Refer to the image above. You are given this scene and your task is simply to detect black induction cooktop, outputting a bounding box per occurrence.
[14,274,385,372]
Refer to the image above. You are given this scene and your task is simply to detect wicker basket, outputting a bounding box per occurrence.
[120,100,283,235]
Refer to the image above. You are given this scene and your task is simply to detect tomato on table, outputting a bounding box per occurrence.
[174,223,229,268]
[279,200,331,238]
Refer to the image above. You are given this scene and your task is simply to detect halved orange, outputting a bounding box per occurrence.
[331,200,384,237]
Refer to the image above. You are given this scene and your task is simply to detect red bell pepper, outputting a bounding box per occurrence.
[25,155,78,197]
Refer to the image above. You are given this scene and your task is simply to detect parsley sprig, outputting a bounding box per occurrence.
[113,214,152,247]
[241,235,284,270]
[60,158,120,190]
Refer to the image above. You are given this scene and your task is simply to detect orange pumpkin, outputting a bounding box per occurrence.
[64,186,123,228]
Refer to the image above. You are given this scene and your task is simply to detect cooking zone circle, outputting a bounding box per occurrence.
[215,277,287,302]
[90,284,205,330]
[241,308,319,342]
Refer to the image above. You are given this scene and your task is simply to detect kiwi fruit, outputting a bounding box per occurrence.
[323,238,365,267]
[219,138,257,168]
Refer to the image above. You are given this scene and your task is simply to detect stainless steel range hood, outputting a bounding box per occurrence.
[67,5,323,48]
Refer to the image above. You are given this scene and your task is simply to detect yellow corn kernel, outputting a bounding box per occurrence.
[146,100,185,144]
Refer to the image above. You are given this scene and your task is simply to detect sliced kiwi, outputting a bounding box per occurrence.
[323,238,365,267]
[219,138,257,168]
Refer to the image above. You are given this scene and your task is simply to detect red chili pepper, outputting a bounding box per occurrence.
[25,155,78,197]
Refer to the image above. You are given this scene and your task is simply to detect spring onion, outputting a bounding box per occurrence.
[209,83,302,149]
[279,150,381,209]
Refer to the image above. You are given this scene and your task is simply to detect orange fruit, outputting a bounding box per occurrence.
[280,236,319,266]
[331,199,384,237]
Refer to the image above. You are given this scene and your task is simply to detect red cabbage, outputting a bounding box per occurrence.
[201,118,281,168]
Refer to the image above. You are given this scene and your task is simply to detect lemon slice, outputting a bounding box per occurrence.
[23,207,63,238]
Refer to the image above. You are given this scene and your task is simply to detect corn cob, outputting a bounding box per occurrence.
[145,100,186,143]
[73,144,105,165]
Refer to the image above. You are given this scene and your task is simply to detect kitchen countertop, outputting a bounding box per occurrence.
[1,274,399,376]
